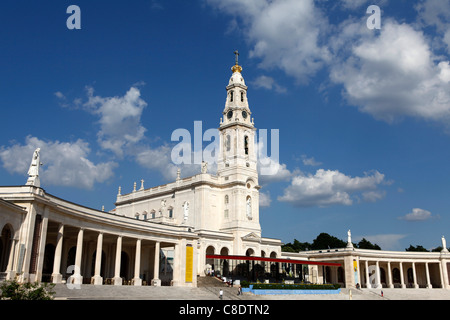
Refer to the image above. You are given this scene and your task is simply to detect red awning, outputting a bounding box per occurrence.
[206,254,341,267]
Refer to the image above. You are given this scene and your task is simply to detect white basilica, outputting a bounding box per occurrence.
[1,56,450,290]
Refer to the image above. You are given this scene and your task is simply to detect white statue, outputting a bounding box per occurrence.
[26,148,42,187]
[201,161,208,174]
[442,236,449,252]
[246,197,252,220]
[183,201,189,221]
[346,229,354,248]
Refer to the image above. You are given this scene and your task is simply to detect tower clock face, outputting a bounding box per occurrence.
[227,111,233,119]
[242,111,248,119]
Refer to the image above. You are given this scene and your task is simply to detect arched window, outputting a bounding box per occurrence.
[241,91,244,102]
[226,135,231,152]
[230,91,234,102]
[244,135,249,155]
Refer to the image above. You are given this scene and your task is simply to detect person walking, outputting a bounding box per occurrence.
[219,289,223,300]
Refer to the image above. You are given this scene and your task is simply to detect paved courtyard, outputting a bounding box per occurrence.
[52,284,450,300]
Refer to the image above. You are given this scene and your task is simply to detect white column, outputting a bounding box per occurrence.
[113,236,122,285]
[425,262,432,289]
[35,212,49,282]
[412,262,418,288]
[172,241,183,286]
[151,241,161,286]
[399,262,405,288]
[72,228,84,285]
[92,232,103,285]
[440,259,449,289]
[133,239,142,286]
[365,260,370,288]
[51,224,64,283]
[387,261,393,288]
[375,261,382,289]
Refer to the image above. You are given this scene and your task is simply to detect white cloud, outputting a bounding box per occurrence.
[278,169,386,207]
[135,143,209,182]
[301,155,322,167]
[399,208,439,221]
[82,86,148,157]
[330,20,450,124]
[415,0,450,32]
[0,136,117,189]
[259,191,272,207]
[362,190,386,202]
[208,0,450,130]
[358,234,408,251]
[252,75,287,93]
[256,137,293,185]
[206,0,331,83]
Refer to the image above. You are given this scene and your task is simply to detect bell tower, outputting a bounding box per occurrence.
[218,51,261,243]
[218,51,258,180]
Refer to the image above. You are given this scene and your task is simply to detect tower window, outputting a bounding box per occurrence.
[241,92,244,102]
[226,135,231,152]
[244,136,249,155]
[230,91,234,102]
[225,195,229,204]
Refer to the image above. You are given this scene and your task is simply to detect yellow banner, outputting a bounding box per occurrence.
[353,260,358,272]
[185,246,193,283]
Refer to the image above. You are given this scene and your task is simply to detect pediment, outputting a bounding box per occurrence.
[242,232,261,243]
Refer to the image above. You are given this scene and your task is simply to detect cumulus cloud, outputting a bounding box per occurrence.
[301,155,322,167]
[82,86,148,157]
[330,20,450,124]
[259,191,272,207]
[207,0,450,129]
[0,136,117,189]
[135,143,204,181]
[278,169,386,207]
[399,208,439,221]
[206,0,331,83]
[252,75,287,93]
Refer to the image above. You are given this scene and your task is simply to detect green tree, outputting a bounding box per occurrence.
[282,239,311,252]
[405,245,429,252]
[0,280,55,300]
[357,238,381,250]
[311,233,346,250]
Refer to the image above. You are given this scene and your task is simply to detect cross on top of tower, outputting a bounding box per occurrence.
[231,50,243,73]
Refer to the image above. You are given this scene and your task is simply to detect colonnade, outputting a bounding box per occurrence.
[356,259,450,289]
[3,211,190,286]
[48,224,164,286]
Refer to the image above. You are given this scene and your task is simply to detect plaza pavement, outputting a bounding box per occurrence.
[52,284,450,300]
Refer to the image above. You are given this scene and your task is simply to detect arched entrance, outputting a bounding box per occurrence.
[0,225,13,273]
[205,246,215,274]
[219,248,229,277]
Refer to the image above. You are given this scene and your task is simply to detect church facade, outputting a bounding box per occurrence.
[1,58,450,290]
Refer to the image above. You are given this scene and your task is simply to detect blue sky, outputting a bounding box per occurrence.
[1,0,450,251]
